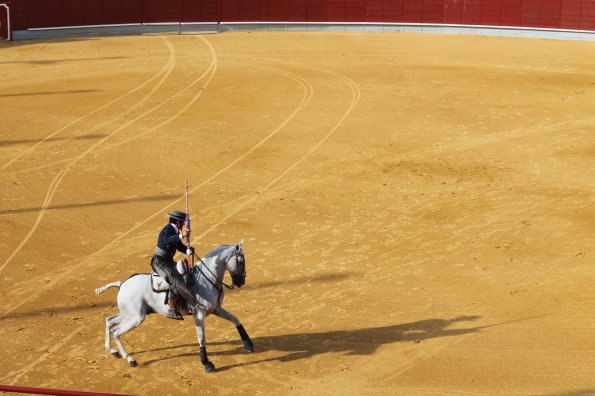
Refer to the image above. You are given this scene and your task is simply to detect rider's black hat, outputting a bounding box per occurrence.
[167,210,186,221]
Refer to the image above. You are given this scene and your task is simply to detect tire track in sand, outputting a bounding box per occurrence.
[2,58,361,383]
[2,324,86,385]
[0,57,313,306]
[76,61,316,158]
[0,54,318,382]
[2,57,359,382]
[0,36,215,275]
[194,61,360,241]
[1,36,176,172]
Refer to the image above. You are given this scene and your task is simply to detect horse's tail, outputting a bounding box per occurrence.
[95,281,122,295]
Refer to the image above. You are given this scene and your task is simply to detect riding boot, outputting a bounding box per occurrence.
[171,274,197,309]
[166,293,183,320]
[168,294,177,311]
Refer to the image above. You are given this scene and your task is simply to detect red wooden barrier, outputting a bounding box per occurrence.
[7,0,595,36]
[0,384,133,396]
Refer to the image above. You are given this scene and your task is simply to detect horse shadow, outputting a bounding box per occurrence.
[139,315,488,369]
[0,300,114,320]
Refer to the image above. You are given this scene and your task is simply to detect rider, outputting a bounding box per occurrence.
[151,210,197,319]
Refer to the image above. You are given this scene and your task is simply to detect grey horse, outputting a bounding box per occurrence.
[95,240,253,372]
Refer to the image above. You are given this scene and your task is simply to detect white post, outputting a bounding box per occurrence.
[0,3,10,41]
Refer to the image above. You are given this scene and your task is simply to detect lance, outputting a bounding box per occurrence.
[185,179,193,270]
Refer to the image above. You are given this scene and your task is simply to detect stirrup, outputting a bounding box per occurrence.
[167,308,184,320]
[180,301,197,315]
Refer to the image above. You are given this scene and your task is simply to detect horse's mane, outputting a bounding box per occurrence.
[203,245,233,259]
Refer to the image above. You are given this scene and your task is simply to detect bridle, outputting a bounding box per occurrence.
[192,250,245,290]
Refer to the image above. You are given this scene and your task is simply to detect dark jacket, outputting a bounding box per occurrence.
[155,223,186,260]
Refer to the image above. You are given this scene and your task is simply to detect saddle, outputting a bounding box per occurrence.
[150,259,189,292]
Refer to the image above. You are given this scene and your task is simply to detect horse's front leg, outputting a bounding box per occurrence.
[214,306,254,352]
[194,311,215,373]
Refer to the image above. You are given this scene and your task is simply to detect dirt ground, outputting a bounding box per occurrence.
[0,31,594,395]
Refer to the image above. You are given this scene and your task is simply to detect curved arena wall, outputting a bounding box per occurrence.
[4,0,595,40]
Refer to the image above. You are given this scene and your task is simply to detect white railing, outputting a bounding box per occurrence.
[0,2,10,40]
[11,21,595,42]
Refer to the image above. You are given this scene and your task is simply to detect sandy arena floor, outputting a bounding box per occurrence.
[0,31,594,395]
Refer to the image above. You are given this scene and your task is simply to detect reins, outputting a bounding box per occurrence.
[192,252,236,290]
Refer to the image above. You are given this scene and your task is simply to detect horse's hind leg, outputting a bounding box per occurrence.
[214,306,254,352]
[105,314,123,358]
[111,316,144,367]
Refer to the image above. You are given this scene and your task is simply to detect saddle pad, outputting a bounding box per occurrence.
[150,259,188,293]
[151,272,169,293]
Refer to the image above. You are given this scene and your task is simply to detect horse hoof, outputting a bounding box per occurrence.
[204,361,215,373]
[129,359,138,367]
[244,343,254,353]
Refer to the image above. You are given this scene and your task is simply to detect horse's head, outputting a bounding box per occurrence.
[226,239,246,288]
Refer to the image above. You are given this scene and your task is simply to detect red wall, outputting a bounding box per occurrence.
[7,0,595,32]
[9,0,221,30]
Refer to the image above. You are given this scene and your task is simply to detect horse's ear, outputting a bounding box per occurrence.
[236,239,244,251]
